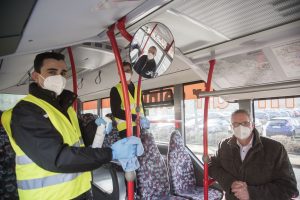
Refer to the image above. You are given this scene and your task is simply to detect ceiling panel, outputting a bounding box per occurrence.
[176,0,300,41]
[14,0,147,55]
[0,0,37,56]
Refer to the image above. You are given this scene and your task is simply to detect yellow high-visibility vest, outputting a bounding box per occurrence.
[114,83,144,132]
[1,94,91,200]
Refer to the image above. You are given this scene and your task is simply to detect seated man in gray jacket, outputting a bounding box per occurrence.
[209,109,298,200]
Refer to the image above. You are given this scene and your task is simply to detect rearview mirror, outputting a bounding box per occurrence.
[129,22,175,79]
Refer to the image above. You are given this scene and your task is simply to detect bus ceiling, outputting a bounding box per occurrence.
[0,0,300,98]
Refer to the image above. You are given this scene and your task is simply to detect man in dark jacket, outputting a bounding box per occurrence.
[2,52,142,200]
[133,46,157,78]
[209,109,298,200]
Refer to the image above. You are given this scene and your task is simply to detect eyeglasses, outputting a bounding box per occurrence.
[231,121,251,128]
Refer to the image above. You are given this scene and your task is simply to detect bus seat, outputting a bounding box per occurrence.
[79,113,98,146]
[136,130,188,200]
[167,131,223,200]
[0,113,19,199]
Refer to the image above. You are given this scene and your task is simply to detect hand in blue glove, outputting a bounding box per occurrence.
[119,157,140,172]
[95,117,112,134]
[111,136,144,160]
[140,117,150,129]
[95,117,106,126]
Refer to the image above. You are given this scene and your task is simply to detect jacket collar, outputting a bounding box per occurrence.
[227,128,263,151]
[29,83,77,110]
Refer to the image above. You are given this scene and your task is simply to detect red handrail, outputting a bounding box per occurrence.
[117,17,144,137]
[67,47,77,112]
[203,59,216,200]
[117,17,133,42]
[107,24,134,200]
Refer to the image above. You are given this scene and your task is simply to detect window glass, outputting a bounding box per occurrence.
[82,100,98,115]
[254,97,300,192]
[183,82,239,159]
[143,87,175,143]
[101,98,111,117]
[147,106,175,143]
[0,94,26,111]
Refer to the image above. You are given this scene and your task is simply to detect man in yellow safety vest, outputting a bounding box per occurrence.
[110,61,146,139]
[1,52,142,200]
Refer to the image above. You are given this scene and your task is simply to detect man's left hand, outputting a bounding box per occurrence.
[231,181,250,200]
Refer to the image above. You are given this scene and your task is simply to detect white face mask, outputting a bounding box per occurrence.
[125,72,132,82]
[233,125,252,140]
[147,53,154,60]
[39,74,66,96]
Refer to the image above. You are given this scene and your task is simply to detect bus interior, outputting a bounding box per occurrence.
[1,0,300,199]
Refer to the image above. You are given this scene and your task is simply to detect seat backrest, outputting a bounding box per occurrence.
[136,131,171,198]
[79,113,98,146]
[0,123,19,199]
[168,130,196,192]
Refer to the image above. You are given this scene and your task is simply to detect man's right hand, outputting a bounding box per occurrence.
[140,117,150,129]
[231,181,250,200]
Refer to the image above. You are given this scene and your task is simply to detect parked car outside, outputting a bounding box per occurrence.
[265,110,282,119]
[254,111,270,125]
[266,117,299,138]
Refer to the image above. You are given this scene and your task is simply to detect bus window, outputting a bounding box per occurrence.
[143,87,175,143]
[0,94,25,111]
[101,98,111,117]
[147,106,175,143]
[82,100,98,115]
[254,97,300,192]
[183,82,239,159]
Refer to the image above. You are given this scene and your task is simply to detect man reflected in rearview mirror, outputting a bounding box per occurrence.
[134,46,157,78]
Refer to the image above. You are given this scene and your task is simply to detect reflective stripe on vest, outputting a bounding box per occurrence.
[16,155,33,165]
[18,173,82,190]
[1,94,92,200]
[114,83,144,132]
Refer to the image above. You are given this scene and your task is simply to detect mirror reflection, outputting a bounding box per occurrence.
[129,22,175,79]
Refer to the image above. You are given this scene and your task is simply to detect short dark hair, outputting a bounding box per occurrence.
[231,109,251,120]
[122,61,132,70]
[34,52,65,73]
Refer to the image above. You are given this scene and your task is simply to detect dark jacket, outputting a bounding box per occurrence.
[209,129,299,200]
[133,55,156,78]
[11,83,112,175]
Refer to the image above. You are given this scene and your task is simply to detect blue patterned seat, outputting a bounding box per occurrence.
[0,112,19,199]
[167,131,223,200]
[136,131,188,200]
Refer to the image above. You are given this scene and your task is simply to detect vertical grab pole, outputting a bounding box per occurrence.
[67,47,78,112]
[117,17,143,137]
[203,50,215,200]
[107,24,134,200]
[136,76,142,137]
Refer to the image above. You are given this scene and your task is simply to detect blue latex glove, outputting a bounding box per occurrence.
[111,136,144,160]
[140,117,150,129]
[95,117,106,126]
[105,122,112,134]
[95,117,112,134]
[119,157,140,172]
